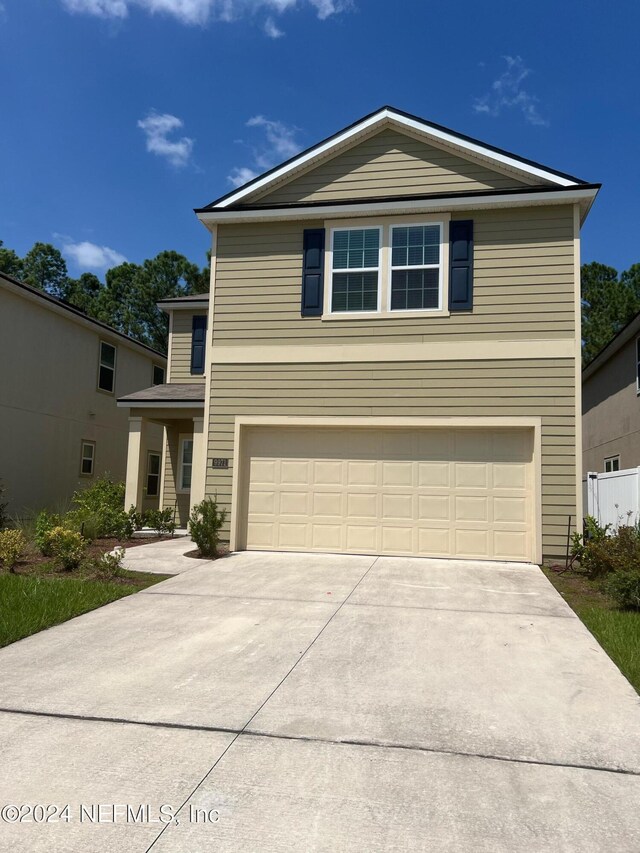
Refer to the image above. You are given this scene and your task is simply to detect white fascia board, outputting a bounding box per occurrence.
[198,187,598,226]
[212,109,577,209]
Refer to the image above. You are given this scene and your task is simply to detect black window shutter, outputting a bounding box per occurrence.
[190,315,206,374]
[449,220,474,311]
[301,228,325,317]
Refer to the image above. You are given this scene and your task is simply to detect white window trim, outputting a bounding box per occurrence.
[146,451,161,496]
[322,215,450,320]
[327,225,383,317]
[80,440,95,477]
[387,221,445,314]
[604,455,620,473]
[177,435,193,494]
[98,340,117,394]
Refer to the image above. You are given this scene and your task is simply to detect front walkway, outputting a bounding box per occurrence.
[118,536,206,575]
[0,552,638,851]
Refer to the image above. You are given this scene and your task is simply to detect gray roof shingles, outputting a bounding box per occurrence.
[118,383,205,403]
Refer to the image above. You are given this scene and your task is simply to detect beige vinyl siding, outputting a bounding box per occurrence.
[205,359,576,560]
[161,421,192,526]
[251,129,532,205]
[213,205,575,345]
[169,310,207,382]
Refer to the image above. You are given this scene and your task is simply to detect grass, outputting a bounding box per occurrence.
[0,570,167,648]
[544,567,640,694]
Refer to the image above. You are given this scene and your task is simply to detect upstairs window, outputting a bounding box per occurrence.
[330,227,380,313]
[98,342,116,393]
[153,364,165,386]
[637,338,640,392]
[390,224,442,311]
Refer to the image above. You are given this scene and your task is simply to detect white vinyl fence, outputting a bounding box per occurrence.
[583,467,640,529]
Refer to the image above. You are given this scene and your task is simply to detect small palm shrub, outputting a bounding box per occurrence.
[0,529,27,573]
[188,498,227,559]
[44,527,86,571]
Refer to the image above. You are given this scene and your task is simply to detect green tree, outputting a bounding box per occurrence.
[65,272,102,314]
[0,240,23,278]
[22,242,68,297]
[581,262,640,365]
[96,262,143,339]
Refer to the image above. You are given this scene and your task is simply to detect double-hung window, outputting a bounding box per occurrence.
[604,456,620,473]
[330,227,380,313]
[146,452,161,497]
[80,441,95,477]
[98,341,116,393]
[390,224,442,311]
[152,365,165,386]
[178,438,193,492]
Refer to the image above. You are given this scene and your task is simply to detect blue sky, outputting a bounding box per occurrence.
[1,0,638,277]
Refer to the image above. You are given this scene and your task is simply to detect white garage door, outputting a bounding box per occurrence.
[242,426,535,562]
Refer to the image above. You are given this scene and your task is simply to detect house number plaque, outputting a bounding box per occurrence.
[211,458,229,469]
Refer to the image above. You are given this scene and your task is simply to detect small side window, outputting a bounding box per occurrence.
[146,452,161,497]
[98,341,116,393]
[153,365,165,386]
[604,456,620,473]
[80,441,95,477]
[178,437,194,492]
[636,338,640,393]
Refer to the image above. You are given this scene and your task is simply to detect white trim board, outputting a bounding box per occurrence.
[208,108,581,210]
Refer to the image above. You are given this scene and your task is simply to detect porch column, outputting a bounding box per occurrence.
[190,416,206,514]
[124,416,146,511]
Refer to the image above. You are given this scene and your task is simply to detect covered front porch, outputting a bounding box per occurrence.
[118,384,206,528]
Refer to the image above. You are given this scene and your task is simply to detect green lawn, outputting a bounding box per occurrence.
[544,568,640,694]
[0,571,166,648]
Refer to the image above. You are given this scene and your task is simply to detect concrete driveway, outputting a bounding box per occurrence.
[0,550,639,852]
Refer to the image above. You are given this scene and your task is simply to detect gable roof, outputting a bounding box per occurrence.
[583,309,640,381]
[198,106,588,213]
[0,271,166,360]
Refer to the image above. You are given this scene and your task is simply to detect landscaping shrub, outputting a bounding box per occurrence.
[143,508,175,536]
[84,546,125,579]
[69,476,132,540]
[127,506,144,532]
[0,529,27,573]
[34,510,63,556]
[43,527,86,571]
[188,498,226,558]
[605,571,640,610]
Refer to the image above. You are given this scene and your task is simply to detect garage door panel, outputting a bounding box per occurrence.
[244,427,535,562]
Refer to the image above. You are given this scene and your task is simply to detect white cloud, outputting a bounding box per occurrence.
[227,115,302,186]
[263,15,283,37]
[227,166,259,188]
[473,56,548,127]
[62,240,128,269]
[137,110,194,167]
[61,0,349,29]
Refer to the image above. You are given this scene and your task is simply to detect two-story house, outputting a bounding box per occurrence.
[120,107,598,563]
[583,310,640,474]
[0,271,166,518]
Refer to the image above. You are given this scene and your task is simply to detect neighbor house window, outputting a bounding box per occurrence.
[152,365,165,386]
[390,224,442,311]
[178,437,193,492]
[98,341,116,393]
[330,227,381,312]
[604,456,620,473]
[636,338,640,392]
[80,441,95,477]
[146,452,161,497]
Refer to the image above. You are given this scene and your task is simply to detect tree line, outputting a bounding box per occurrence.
[1,240,639,365]
[0,240,209,354]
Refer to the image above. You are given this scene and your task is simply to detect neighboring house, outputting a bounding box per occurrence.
[0,272,166,518]
[120,106,599,563]
[583,310,640,474]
